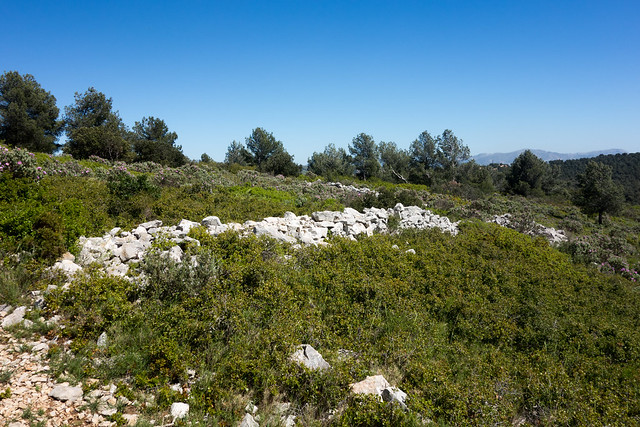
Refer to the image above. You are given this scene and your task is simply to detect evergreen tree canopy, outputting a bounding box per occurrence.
[378,141,410,183]
[574,161,624,224]
[0,71,63,153]
[507,150,549,196]
[224,140,252,166]
[349,133,380,180]
[64,88,130,161]
[131,116,186,167]
[307,144,354,178]
[437,129,470,171]
[245,127,284,167]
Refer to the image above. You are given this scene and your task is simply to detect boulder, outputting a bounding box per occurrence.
[350,375,390,396]
[52,259,82,276]
[253,224,297,244]
[350,375,408,409]
[139,220,162,230]
[171,402,189,419]
[49,384,83,402]
[290,344,331,370]
[2,306,27,328]
[382,386,408,409]
[97,332,108,348]
[119,241,145,262]
[178,219,200,233]
[239,413,259,427]
[202,216,222,227]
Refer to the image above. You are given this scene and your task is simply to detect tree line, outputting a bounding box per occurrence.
[1,71,633,222]
[0,71,187,166]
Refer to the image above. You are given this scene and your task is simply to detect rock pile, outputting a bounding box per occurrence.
[491,214,567,244]
[52,204,459,278]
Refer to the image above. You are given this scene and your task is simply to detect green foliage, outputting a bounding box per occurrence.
[308,143,354,179]
[0,71,63,153]
[507,149,550,196]
[574,161,624,224]
[64,87,131,161]
[224,140,252,166]
[46,223,640,424]
[378,141,411,184]
[349,133,380,180]
[552,152,640,204]
[336,395,419,426]
[47,270,138,341]
[437,129,470,172]
[107,168,158,200]
[131,116,187,167]
[0,256,40,305]
[33,210,65,261]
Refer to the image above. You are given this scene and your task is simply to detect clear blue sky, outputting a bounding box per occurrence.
[3,1,639,162]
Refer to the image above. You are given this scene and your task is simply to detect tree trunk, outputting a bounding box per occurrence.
[598,211,603,225]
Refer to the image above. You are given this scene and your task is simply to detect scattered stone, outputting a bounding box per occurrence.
[202,216,222,227]
[122,414,139,426]
[31,342,49,353]
[49,384,83,402]
[239,413,259,427]
[245,402,258,414]
[350,375,408,409]
[350,375,391,396]
[382,386,408,409]
[97,332,108,348]
[2,306,27,328]
[290,344,331,370]
[282,415,296,427]
[171,402,189,419]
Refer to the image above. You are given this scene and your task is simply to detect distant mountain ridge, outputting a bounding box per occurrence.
[472,149,626,165]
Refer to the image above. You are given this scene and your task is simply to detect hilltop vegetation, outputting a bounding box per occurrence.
[0,141,639,424]
[1,70,640,424]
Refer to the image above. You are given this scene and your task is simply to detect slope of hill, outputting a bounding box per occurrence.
[1,145,640,425]
[472,148,626,165]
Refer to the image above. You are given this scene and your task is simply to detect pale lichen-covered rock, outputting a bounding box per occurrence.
[290,344,331,370]
[2,306,27,328]
[202,215,222,227]
[49,384,83,402]
[350,375,391,396]
[350,375,408,409]
[239,413,259,427]
[51,259,82,276]
[171,402,189,419]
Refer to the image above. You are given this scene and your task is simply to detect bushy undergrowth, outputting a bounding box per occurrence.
[45,224,640,424]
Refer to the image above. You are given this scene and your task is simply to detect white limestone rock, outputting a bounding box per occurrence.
[202,216,222,227]
[290,344,331,371]
[49,384,83,402]
[239,413,259,427]
[171,402,189,419]
[2,306,26,328]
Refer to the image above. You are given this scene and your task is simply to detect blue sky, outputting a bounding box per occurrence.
[3,1,639,162]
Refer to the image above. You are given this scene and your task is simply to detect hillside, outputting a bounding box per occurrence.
[472,148,626,165]
[1,146,640,425]
[551,152,640,204]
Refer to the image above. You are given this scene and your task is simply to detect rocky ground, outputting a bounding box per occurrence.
[0,308,141,427]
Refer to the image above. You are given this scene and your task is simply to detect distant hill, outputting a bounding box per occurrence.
[472,149,626,165]
[551,152,640,204]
